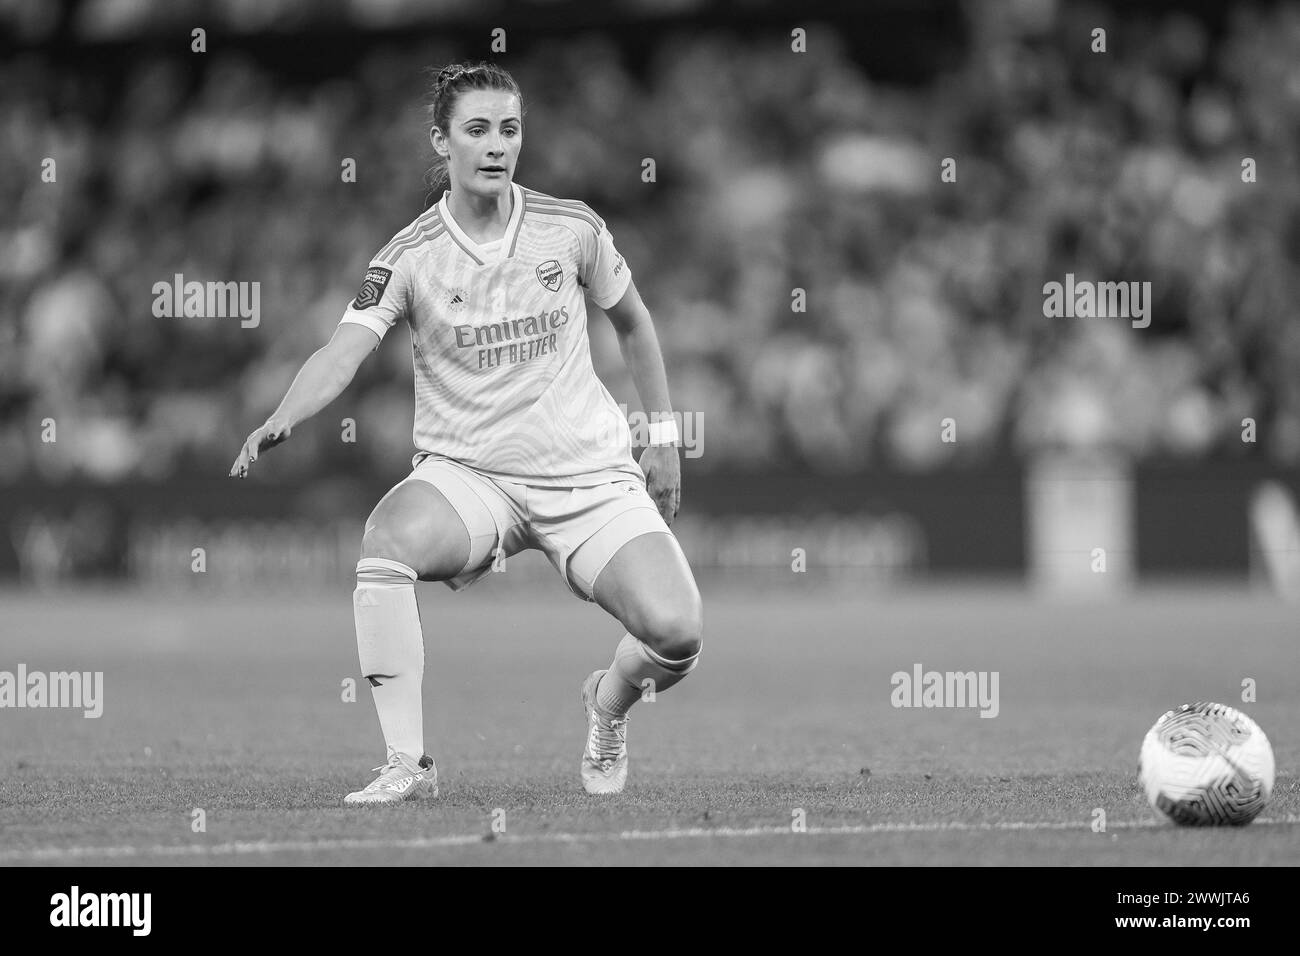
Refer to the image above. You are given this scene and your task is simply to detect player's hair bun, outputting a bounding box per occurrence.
[427,61,522,118]
[436,65,468,90]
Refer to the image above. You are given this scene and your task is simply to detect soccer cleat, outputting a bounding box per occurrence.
[343,753,439,805]
[581,669,629,795]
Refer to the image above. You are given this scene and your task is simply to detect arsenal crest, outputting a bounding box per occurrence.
[535,259,563,292]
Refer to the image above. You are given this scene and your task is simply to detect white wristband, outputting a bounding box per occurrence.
[647,419,679,446]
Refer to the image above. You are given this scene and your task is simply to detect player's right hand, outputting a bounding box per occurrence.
[229,420,292,478]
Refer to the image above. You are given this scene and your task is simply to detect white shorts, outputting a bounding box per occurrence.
[403,454,672,602]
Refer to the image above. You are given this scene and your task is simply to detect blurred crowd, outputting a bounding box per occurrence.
[3,1,1300,483]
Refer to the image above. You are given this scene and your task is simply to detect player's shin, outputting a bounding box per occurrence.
[595,632,699,717]
[353,558,426,769]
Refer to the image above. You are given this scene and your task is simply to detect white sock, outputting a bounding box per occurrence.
[354,558,425,770]
[595,632,699,717]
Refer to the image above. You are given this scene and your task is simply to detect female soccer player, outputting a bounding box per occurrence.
[229,62,702,801]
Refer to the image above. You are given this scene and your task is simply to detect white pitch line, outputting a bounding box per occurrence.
[3,815,1299,862]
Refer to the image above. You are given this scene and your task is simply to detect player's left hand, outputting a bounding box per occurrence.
[639,444,681,526]
[229,419,292,479]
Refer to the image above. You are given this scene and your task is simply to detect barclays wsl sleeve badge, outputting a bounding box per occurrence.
[535,259,563,292]
[351,266,393,310]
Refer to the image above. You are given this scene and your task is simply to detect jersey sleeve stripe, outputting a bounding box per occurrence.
[523,193,603,222]
[377,224,419,261]
[523,202,602,234]
[520,189,606,229]
[382,221,445,264]
[376,208,439,262]
[519,186,589,209]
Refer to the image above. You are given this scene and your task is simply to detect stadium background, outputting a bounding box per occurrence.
[3,0,1300,873]
[2,0,1299,591]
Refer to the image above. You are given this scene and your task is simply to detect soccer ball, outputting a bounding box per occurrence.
[1138,702,1275,826]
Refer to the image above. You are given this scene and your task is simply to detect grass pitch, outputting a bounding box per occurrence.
[1,579,1296,865]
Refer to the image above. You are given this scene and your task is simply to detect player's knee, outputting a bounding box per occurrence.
[635,601,703,663]
[360,523,423,571]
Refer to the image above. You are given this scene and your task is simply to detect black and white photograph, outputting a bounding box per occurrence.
[1,0,1297,911]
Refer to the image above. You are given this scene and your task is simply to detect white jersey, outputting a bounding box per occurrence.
[340,182,640,487]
